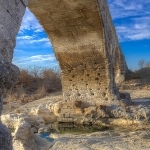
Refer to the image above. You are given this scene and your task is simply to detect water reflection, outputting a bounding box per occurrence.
[45,122,112,134]
[39,132,54,142]
[39,122,113,142]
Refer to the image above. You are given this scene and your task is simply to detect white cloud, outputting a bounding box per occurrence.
[19,8,44,33]
[28,55,56,62]
[13,54,56,66]
[17,35,35,40]
[16,35,52,48]
[17,9,52,49]
[29,38,50,43]
[18,1,150,44]
[14,49,24,53]
[107,0,150,19]
[115,16,150,41]
[34,28,44,33]
[107,0,150,41]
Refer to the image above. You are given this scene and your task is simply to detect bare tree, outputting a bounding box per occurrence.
[145,61,150,67]
[138,59,145,69]
[29,65,42,77]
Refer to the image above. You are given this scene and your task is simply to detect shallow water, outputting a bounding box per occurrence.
[132,98,150,105]
[39,122,120,142]
[39,132,54,142]
[49,122,114,134]
[39,121,149,142]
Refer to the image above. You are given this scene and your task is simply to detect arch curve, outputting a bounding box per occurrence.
[0,0,128,148]
[0,0,128,104]
[27,0,127,103]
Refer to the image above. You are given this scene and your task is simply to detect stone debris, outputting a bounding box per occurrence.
[13,121,52,150]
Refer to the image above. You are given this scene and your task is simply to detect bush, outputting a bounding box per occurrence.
[135,67,150,84]
[41,68,62,92]
[19,69,33,85]
[4,66,62,104]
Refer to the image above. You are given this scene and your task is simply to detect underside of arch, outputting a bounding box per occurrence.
[0,0,128,105]
[0,0,129,109]
[28,0,126,104]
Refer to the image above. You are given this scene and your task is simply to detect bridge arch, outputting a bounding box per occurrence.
[0,0,129,148]
[27,0,126,104]
[0,0,127,105]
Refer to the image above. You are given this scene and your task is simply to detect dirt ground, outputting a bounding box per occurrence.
[49,131,150,150]
[2,89,150,150]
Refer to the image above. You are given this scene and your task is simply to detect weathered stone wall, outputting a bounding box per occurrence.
[97,0,128,84]
[0,0,27,149]
[28,0,126,104]
[0,0,27,62]
[0,0,127,106]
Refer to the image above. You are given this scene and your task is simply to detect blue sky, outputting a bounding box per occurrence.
[13,0,150,70]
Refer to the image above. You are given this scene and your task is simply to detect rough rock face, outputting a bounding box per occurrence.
[37,106,57,123]
[0,0,27,62]
[0,122,12,150]
[27,0,130,124]
[13,121,51,150]
[0,0,129,149]
[0,0,27,149]
[0,62,20,90]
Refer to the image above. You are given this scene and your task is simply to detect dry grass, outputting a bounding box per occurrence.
[5,66,150,104]
[120,67,150,90]
[4,66,62,104]
[135,67,150,83]
[126,67,150,84]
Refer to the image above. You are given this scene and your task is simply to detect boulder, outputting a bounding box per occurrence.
[13,121,52,150]
[37,106,57,123]
[51,102,62,116]
[13,121,32,144]
[84,106,97,118]
[120,92,131,100]
[119,99,134,107]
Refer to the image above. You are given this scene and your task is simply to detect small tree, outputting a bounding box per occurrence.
[29,65,42,78]
[145,61,150,67]
[19,69,33,85]
[138,59,145,69]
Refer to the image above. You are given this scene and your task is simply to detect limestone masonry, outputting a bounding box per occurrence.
[0,0,128,149]
[28,0,127,104]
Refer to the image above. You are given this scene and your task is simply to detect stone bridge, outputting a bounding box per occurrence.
[0,0,128,149]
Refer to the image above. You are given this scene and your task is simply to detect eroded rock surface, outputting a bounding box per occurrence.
[0,0,27,149]
[0,122,12,150]
[0,0,128,113]
[2,96,150,131]
[28,0,127,104]
[13,121,52,150]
